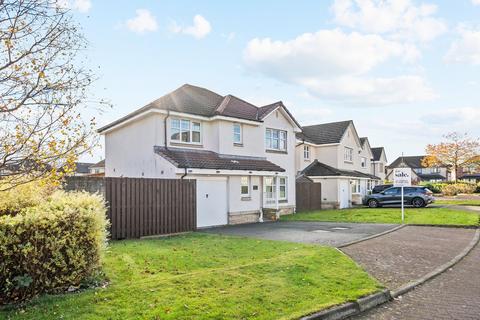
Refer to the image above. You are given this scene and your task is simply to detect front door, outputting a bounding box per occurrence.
[339,180,350,209]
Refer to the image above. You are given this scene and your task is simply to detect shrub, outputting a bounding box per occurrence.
[0,180,56,216]
[0,191,108,305]
[420,182,477,196]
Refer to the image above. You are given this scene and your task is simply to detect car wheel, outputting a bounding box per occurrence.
[368,199,379,208]
[412,198,425,208]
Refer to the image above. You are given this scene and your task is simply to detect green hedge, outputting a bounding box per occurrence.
[0,191,108,305]
[421,182,477,196]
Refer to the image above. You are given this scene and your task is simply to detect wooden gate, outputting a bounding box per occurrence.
[105,178,196,240]
[295,181,322,212]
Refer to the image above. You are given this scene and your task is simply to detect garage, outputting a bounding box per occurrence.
[196,179,228,228]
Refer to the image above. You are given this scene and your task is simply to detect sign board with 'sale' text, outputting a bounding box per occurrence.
[393,168,412,187]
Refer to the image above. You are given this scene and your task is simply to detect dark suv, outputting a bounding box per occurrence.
[363,186,435,208]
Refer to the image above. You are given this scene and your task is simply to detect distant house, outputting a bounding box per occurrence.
[371,147,387,181]
[458,158,480,183]
[88,160,105,176]
[73,162,94,176]
[386,156,451,183]
[295,120,382,209]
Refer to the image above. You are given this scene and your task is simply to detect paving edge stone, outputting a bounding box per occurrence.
[391,227,480,298]
[300,228,480,320]
[300,290,391,320]
[337,225,406,248]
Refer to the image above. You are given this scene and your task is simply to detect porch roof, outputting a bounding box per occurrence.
[301,160,381,180]
[154,146,285,172]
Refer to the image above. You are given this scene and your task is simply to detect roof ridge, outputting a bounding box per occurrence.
[302,120,353,129]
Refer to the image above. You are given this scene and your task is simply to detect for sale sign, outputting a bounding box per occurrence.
[393,168,412,187]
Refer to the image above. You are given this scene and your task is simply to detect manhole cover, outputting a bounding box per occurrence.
[330,227,350,230]
[311,229,331,233]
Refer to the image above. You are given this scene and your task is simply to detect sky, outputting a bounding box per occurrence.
[68,0,480,164]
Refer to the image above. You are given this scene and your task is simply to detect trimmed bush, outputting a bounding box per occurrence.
[0,191,108,305]
[421,182,477,196]
[0,180,56,217]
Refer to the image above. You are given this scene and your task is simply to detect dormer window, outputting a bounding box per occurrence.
[171,118,201,144]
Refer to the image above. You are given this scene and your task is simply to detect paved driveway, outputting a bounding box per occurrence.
[200,221,396,247]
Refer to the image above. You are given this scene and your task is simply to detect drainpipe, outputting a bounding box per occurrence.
[181,167,188,179]
[164,110,170,148]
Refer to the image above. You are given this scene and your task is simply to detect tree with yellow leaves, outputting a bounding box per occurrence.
[422,132,480,182]
[0,0,104,190]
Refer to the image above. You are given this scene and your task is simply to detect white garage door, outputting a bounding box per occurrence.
[196,179,228,228]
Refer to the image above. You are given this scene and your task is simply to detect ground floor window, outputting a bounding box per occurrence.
[240,176,250,196]
[279,177,287,200]
[264,177,275,201]
[264,177,288,202]
[351,179,360,194]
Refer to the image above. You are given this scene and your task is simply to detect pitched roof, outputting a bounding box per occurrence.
[297,120,352,145]
[460,173,480,179]
[154,146,285,172]
[296,174,314,183]
[301,160,380,180]
[75,162,94,174]
[371,147,385,161]
[98,84,300,133]
[417,173,447,180]
[388,156,427,168]
[89,159,105,168]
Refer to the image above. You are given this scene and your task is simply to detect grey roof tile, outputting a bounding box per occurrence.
[301,160,380,179]
[297,120,352,145]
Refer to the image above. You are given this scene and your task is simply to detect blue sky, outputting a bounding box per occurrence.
[70,0,480,163]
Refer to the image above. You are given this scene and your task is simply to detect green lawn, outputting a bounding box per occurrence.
[435,199,480,206]
[1,233,381,320]
[282,207,479,226]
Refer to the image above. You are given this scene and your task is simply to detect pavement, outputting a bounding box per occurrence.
[352,239,480,320]
[200,221,397,247]
[341,226,476,288]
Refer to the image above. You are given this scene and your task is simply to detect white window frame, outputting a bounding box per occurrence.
[233,123,242,144]
[344,147,353,162]
[264,177,276,202]
[303,145,310,160]
[265,128,287,151]
[240,176,250,196]
[279,177,288,200]
[170,118,202,144]
[361,156,367,168]
[351,179,360,194]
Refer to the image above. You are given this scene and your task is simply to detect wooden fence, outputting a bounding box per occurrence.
[105,178,196,240]
[295,181,322,212]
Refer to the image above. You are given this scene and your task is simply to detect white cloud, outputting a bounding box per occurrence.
[244,29,432,105]
[73,0,91,13]
[126,9,158,34]
[331,0,447,43]
[170,15,211,39]
[445,26,480,65]
[420,107,480,127]
[472,0,480,5]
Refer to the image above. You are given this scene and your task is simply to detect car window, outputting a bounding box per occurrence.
[405,187,416,193]
[384,188,399,195]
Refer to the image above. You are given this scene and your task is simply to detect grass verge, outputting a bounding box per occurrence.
[435,199,480,206]
[282,207,479,226]
[1,233,381,320]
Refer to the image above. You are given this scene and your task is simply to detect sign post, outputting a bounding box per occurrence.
[393,167,412,224]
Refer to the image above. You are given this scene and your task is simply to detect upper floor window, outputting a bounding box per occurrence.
[233,123,242,144]
[171,119,201,144]
[266,128,287,151]
[378,163,384,173]
[344,147,353,162]
[303,145,310,160]
[361,157,367,168]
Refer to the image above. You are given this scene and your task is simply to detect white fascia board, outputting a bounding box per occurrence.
[174,168,286,176]
[295,139,340,147]
[308,175,370,180]
[262,106,302,132]
[210,115,262,126]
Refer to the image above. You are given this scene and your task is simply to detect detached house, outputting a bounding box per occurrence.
[371,147,387,181]
[386,156,451,183]
[98,84,301,228]
[295,121,381,209]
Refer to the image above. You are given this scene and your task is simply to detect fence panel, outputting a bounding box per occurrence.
[105,178,196,239]
[296,181,322,212]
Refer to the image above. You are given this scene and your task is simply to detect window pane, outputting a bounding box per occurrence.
[181,131,190,142]
[192,122,200,131]
[171,119,180,129]
[171,128,180,141]
[280,187,286,198]
[181,120,190,130]
[272,130,279,139]
[192,131,200,143]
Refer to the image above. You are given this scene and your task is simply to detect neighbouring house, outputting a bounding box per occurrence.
[386,156,451,183]
[98,84,301,227]
[88,160,105,176]
[371,147,387,182]
[73,162,94,176]
[295,120,381,209]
